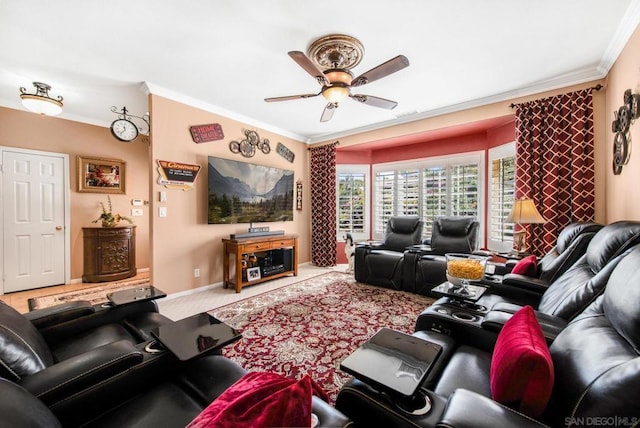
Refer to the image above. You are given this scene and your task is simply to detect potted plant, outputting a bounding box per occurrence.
[93,195,133,227]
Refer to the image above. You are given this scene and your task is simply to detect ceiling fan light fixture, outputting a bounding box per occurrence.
[324,69,353,85]
[19,82,64,116]
[322,84,350,104]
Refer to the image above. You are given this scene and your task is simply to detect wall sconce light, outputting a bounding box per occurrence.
[507,197,546,254]
[19,82,63,116]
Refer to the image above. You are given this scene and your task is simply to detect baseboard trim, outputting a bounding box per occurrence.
[69,267,150,285]
[161,262,314,301]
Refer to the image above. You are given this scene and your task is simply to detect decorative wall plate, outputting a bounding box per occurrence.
[613,132,628,175]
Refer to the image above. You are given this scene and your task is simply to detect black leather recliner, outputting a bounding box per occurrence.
[336,244,640,427]
[487,221,604,304]
[533,222,603,283]
[404,216,480,295]
[479,220,640,314]
[426,216,480,254]
[354,216,424,290]
[0,298,173,407]
[0,354,351,427]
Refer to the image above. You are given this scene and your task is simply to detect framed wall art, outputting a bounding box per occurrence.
[77,156,126,194]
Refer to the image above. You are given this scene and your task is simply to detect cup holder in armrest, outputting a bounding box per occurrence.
[446,299,487,313]
[394,390,432,416]
[100,302,114,308]
[144,340,166,354]
[451,312,479,322]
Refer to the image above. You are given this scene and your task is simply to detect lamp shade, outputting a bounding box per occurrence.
[507,198,546,224]
[19,82,63,116]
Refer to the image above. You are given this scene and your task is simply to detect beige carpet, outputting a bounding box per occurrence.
[28,277,150,310]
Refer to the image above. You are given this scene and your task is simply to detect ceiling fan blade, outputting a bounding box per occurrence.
[351,55,410,87]
[264,92,320,102]
[288,51,330,86]
[350,94,398,110]
[320,103,336,122]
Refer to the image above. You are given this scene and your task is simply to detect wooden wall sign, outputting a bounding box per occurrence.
[157,160,201,190]
[276,142,295,162]
[296,180,302,210]
[190,123,224,143]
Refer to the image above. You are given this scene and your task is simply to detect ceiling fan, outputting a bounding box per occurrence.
[265,34,409,122]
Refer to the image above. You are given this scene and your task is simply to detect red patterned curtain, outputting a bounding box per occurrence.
[310,143,337,266]
[514,88,595,256]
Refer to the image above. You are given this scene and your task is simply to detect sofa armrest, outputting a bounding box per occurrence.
[19,340,143,405]
[37,300,160,345]
[500,274,551,294]
[312,396,351,427]
[24,301,95,330]
[481,305,567,344]
[437,389,549,428]
[487,274,551,306]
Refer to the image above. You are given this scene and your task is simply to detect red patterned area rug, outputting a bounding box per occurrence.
[209,271,434,404]
[28,277,150,310]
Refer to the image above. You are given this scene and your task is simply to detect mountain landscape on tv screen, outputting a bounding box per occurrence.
[208,157,294,224]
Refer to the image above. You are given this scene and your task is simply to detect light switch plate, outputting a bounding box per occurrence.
[159,191,167,202]
[131,208,143,216]
[159,206,167,217]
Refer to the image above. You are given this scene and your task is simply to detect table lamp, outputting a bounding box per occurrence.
[506,197,546,254]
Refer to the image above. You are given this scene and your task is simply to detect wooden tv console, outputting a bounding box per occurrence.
[222,234,298,293]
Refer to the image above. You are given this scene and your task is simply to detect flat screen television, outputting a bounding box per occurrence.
[207,156,294,224]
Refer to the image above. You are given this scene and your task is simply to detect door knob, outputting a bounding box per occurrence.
[56,226,63,231]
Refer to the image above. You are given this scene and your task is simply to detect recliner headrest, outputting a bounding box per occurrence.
[435,217,476,237]
[0,301,53,380]
[586,221,640,272]
[556,222,603,253]
[603,245,640,349]
[388,216,421,234]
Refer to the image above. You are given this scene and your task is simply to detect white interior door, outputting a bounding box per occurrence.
[2,149,67,293]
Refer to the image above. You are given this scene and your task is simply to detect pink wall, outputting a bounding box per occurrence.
[148,95,311,295]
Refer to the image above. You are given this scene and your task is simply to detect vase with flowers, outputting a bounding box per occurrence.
[93,195,133,228]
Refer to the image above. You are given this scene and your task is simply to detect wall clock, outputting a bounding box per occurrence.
[110,118,139,142]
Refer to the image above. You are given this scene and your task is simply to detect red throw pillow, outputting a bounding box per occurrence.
[511,255,538,277]
[490,305,554,418]
[187,372,328,428]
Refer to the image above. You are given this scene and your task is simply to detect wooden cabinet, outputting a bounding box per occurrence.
[222,234,298,293]
[82,226,136,283]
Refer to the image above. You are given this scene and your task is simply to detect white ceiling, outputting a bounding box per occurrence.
[1,0,639,143]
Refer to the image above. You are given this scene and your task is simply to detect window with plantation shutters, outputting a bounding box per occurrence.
[488,143,516,252]
[422,166,447,237]
[397,169,420,217]
[373,152,484,242]
[374,170,396,235]
[336,165,369,240]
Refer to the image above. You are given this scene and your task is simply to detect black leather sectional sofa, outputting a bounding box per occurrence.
[0,295,350,427]
[336,221,640,428]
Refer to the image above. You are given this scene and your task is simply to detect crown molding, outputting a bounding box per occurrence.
[141,82,307,143]
[598,0,640,74]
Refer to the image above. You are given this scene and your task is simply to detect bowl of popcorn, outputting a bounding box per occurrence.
[445,253,488,296]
